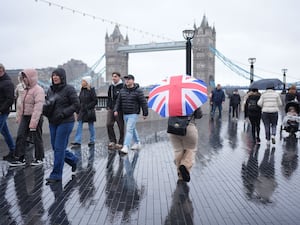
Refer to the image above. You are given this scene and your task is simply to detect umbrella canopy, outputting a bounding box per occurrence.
[148,75,208,117]
[249,78,283,90]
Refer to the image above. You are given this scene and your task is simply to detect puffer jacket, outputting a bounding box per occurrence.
[114,83,148,116]
[257,89,282,113]
[17,69,45,129]
[0,72,15,114]
[44,68,80,125]
[77,87,97,122]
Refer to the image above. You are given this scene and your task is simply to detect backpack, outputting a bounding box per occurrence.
[247,98,260,112]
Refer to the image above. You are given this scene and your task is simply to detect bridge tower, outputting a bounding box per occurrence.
[105,25,129,82]
[193,15,216,87]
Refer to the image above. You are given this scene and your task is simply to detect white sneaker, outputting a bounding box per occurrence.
[31,159,44,166]
[120,146,129,154]
[131,142,142,150]
[266,140,271,146]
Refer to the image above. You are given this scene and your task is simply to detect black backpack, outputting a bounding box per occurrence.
[247,98,260,112]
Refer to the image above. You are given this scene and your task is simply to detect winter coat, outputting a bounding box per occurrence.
[211,88,225,105]
[43,68,80,125]
[0,73,15,114]
[245,91,261,118]
[17,69,45,129]
[77,87,97,122]
[230,93,241,107]
[107,81,123,110]
[114,84,148,116]
[257,89,282,113]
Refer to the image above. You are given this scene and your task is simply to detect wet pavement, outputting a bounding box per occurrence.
[1,113,300,225]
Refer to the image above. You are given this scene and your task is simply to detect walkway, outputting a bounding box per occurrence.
[1,113,300,225]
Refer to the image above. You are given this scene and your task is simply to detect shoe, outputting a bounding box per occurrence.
[31,159,43,166]
[271,135,276,144]
[108,142,115,149]
[9,160,26,167]
[72,163,77,172]
[120,146,129,154]
[3,152,15,161]
[71,142,81,146]
[46,178,62,184]
[179,165,190,182]
[115,144,123,150]
[131,142,142,150]
[266,140,270,146]
[88,142,95,146]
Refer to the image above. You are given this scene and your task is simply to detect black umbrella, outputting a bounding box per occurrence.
[249,78,283,90]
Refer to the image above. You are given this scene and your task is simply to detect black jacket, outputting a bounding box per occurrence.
[245,92,261,118]
[230,93,241,107]
[0,73,15,114]
[107,82,124,110]
[77,87,97,122]
[114,84,148,116]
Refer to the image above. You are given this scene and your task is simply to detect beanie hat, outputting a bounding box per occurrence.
[82,76,92,86]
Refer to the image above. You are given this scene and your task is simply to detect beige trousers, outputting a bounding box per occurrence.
[169,123,198,174]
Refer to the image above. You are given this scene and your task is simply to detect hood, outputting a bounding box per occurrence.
[112,79,123,86]
[21,69,38,88]
[52,68,66,85]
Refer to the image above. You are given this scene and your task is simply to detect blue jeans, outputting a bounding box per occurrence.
[49,122,78,180]
[123,114,140,148]
[74,121,95,144]
[211,103,223,119]
[0,113,15,152]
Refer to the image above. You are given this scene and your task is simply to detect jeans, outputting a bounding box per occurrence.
[123,114,140,148]
[74,121,95,144]
[262,112,278,141]
[49,122,78,180]
[0,113,15,151]
[211,103,223,119]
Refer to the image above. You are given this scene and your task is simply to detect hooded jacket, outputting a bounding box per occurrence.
[0,72,15,114]
[17,69,45,129]
[114,83,148,116]
[44,68,80,125]
[107,80,123,110]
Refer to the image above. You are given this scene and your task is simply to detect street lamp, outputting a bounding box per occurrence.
[183,29,195,76]
[248,57,256,84]
[282,68,288,94]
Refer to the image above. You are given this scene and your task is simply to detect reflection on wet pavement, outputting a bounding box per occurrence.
[1,114,300,224]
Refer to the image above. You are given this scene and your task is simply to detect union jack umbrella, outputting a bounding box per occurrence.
[148,75,208,117]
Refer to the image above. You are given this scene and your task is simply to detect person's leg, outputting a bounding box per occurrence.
[211,103,216,119]
[218,104,223,119]
[0,114,16,154]
[181,124,198,172]
[106,110,117,144]
[232,106,236,118]
[249,116,256,140]
[15,116,30,159]
[122,114,138,150]
[73,121,83,144]
[270,112,278,136]
[88,122,95,143]
[48,122,74,180]
[262,113,271,142]
[169,134,185,179]
[34,116,44,161]
[116,112,125,145]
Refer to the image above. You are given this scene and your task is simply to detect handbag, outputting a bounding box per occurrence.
[87,109,96,121]
[167,116,190,136]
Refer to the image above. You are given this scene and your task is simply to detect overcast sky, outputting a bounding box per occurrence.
[1,0,299,86]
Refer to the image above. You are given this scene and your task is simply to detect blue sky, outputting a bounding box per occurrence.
[1,0,299,86]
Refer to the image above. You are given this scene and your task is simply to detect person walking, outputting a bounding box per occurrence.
[168,108,203,182]
[9,69,45,166]
[245,88,262,144]
[0,63,16,161]
[71,76,97,147]
[106,72,124,150]
[113,74,148,154]
[257,85,282,145]
[285,85,300,103]
[229,89,241,120]
[43,68,80,183]
[210,84,225,120]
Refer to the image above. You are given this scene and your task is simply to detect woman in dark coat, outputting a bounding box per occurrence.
[43,68,80,183]
[72,76,97,146]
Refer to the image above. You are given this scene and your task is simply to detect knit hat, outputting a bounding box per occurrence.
[82,76,92,85]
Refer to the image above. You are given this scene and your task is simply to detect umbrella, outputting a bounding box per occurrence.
[249,78,283,90]
[148,75,208,117]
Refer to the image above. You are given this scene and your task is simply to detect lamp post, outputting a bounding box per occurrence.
[282,68,287,94]
[248,57,256,84]
[183,29,195,76]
